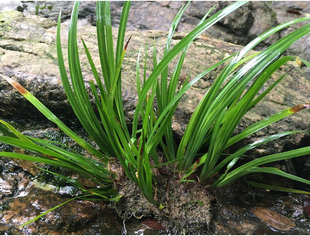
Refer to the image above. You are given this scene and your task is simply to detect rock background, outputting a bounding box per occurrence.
[2,1,310,75]
[11,1,310,65]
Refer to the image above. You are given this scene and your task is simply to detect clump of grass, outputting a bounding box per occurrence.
[1,1,310,227]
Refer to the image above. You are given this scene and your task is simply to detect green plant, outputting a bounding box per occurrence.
[1,0,310,226]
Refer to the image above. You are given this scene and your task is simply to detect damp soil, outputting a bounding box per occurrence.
[1,118,310,234]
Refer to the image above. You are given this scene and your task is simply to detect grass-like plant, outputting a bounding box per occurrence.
[1,0,310,226]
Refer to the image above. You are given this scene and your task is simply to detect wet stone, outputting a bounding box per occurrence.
[0,130,125,234]
[303,198,310,219]
[0,177,13,198]
[252,206,296,231]
[210,181,310,235]
[0,186,124,234]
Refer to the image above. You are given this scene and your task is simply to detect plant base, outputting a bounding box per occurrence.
[110,161,213,234]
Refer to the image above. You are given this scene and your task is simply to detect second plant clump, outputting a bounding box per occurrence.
[1,0,310,227]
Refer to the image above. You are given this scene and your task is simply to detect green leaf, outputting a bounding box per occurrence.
[249,181,310,194]
[214,146,310,187]
[20,195,92,228]
[132,1,249,138]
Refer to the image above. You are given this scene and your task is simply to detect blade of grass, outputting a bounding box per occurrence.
[226,103,310,148]
[249,181,310,194]
[180,21,310,173]
[210,131,308,177]
[176,16,310,162]
[19,194,94,228]
[146,55,235,154]
[201,56,301,178]
[1,77,104,159]
[132,1,249,138]
[213,146,310,187]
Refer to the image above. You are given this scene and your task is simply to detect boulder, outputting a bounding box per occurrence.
[3,1,310,63]
[20,1,277,46]
[0,154,124,234]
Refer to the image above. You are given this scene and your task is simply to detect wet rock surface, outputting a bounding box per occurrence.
[0,124,122,234]
[1,139,310,235]
[0,187,123,234]
[210,182,310,235]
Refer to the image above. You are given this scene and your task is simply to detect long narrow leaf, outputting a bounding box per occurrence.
[132,1,249,138]
[1,76,104,158]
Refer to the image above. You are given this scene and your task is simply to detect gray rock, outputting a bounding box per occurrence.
[20,1,95,23]
[270,2,310,60]
[13,1,310,63]
[16,2,277,44]
[0,0,22,12]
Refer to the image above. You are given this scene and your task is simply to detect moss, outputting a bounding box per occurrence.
[0,11,23,39]
[271,10,277,23]
[35,3,48,15]
[0,10,23,36]
[0,10,24,22]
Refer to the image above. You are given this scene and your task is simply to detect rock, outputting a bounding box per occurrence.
[141,218,166,231]
[16,2,278,45]
[0,1,23,12]
[303,198,310,219]
[247,2,279,47]
[212,204,264,235]
[1,10,310,158]
[210,182,310,235]
[252,206,296,231]
[19,1,268,44]
[270,2,310,63]
[2,2,308,63]
[20,1,96,24]
[0,179,124,234]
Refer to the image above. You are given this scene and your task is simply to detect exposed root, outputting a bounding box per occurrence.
[109,159,214,234]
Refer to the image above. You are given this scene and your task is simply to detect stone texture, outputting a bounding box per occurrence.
[210,185,310,235]
[2,1,310,62]
[0,168,123,234]
[271,2,310,67]
[20,1,273,46]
